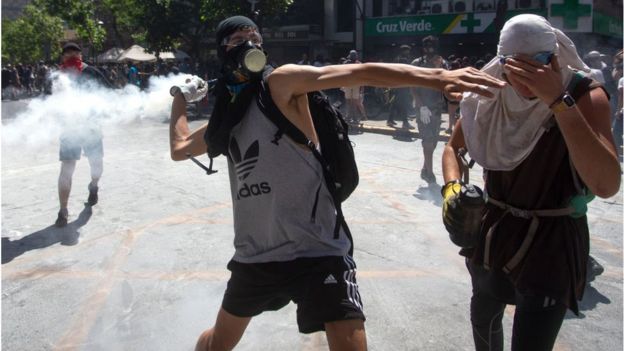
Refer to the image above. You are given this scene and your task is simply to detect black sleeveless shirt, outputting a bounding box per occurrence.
[464,76,605,314]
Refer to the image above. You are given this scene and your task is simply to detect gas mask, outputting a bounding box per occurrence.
[223,41,267,78]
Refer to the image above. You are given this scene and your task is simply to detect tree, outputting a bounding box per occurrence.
[36,0,107,53]
[1,5,64,64]
[107,0,294,59]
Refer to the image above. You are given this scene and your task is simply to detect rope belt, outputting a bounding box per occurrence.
[484,197,575,274]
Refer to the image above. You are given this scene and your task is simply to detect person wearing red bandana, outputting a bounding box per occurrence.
[55,42,112,227]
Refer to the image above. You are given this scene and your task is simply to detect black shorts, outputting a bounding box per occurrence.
[59,134,103,161]
[416,110,442,143]
[222,255,365,334]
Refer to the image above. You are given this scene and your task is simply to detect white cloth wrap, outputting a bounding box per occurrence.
[460,14,590,171]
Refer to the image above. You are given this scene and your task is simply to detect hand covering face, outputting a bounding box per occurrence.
[460,14,589,171]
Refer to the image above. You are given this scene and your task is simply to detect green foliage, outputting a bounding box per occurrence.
[106,0,293,57]
[1,5,64,64]
[35,0,107,50]
[2,0,295,63]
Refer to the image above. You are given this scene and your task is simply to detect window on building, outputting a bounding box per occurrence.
[373,0,383,17]
[336,0,354,32]
[389,0,420,16]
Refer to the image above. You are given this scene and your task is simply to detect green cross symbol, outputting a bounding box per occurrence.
[460,13,481,33]
[550,0,592,30]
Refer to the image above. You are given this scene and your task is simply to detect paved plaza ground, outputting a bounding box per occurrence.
[2,99,622,350]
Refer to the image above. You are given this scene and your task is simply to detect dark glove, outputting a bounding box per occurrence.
[442,180,485,248]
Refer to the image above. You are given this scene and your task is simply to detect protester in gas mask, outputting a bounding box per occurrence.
[412,36,449,183]
[168,15,504,351]
[55,42,112,227]
[441,14,620,351]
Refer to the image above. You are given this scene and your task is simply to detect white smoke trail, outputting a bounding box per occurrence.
[1,71,196,148]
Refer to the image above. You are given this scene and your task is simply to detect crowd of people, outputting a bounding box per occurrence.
[1,56,220,100]
[293,42,623,163]
[1,61,51,99]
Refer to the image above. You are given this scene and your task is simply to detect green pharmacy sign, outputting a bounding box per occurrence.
[364,10,546,36]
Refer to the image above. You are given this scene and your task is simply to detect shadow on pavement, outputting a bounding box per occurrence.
[1,205,93,264]
[391,130,416,142]
[565,283,612,319]
[413,182,443,207]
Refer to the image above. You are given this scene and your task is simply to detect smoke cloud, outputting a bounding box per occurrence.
[2,72,195,149]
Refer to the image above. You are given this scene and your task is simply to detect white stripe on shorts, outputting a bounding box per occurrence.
[343,256,363,310]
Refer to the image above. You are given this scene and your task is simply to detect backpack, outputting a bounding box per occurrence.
[256,75,359,247]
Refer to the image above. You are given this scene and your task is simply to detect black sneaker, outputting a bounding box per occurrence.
[402,121,415,130]
[586,255,604,282]
[55,209,68,227]
[87,184,98,206]
[427,171,437,184]
[420,169,437,184]
[387,120,397,127]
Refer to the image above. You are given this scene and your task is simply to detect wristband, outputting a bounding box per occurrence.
[549,91,575,113]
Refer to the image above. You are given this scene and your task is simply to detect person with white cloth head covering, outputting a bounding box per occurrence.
[441,14,620,351]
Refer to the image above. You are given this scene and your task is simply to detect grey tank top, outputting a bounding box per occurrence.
[227,99,350,263]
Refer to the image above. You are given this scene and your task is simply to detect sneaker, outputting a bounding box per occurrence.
[402,121,415,130]
[420,169,437,184]
[387,120,397,127]
[55,209,68,227]
[87,184,98,206]
[586,255,604,282]
[427,171,437,184]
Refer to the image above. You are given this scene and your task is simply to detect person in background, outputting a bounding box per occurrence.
[297,52,310,65]
[55,42,113,227]
[342,50,368,123]
[387,44,415,129]
[583,50,607,84]
[412,36,449,183]
[313,54,325,67]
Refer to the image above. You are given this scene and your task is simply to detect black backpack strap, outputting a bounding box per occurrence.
[257,79,308,146]
[256,77,353,250]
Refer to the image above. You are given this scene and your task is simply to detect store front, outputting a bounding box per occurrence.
[360,0,622,62]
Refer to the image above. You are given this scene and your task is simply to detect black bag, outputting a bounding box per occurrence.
[257,80,359,203]
[256,78,359,248]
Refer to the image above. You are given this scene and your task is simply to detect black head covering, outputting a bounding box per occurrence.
[62,42,81,54]
[215,16,258,61]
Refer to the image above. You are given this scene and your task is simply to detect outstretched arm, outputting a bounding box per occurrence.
[169,93,209,161]
[268,63,505,105]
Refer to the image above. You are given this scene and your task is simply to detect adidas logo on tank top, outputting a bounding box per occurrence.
[324,274,338,284]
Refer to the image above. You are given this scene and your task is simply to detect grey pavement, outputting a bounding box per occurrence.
[2,99,622,350]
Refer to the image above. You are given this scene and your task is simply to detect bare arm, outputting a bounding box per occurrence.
[169,93,209,161]
[553,88,620,198]
[504,55,621,198]
[442,120,467,183]
[268,63,504,103]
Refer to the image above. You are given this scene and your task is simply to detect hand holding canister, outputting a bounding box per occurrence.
[170,76,209,102]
